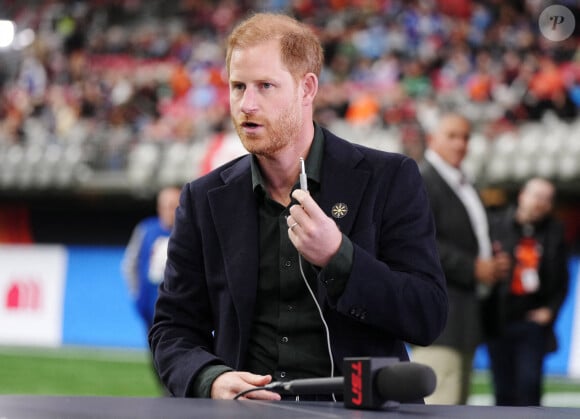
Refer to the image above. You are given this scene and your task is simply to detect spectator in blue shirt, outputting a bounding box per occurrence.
[122,186,181,331]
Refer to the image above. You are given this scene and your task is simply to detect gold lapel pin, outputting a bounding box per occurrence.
[331,203,348,219]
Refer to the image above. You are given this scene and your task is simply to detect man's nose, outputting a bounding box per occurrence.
[240,88,258,114]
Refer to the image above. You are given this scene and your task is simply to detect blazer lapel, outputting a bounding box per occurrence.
[207,157,258,342]
[318,135,370,237]
[424,161,479,246]
[314,135,370,303]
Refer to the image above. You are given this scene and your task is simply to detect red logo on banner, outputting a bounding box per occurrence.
[4,278,41,311]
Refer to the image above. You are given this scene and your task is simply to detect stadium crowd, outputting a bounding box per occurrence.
[0,0,580,174]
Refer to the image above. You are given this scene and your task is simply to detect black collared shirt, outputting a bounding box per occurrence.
[243,123,329,381]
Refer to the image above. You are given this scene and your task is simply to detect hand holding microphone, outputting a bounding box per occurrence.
[287,189,342,268]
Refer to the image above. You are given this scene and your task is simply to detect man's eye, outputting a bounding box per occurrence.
[262,83,272,89]
[232,84,245,91]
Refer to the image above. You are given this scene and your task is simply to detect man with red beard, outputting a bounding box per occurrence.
[149,12,447,401]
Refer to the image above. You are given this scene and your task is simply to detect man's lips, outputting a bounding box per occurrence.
[241,121,262,128]
[240,121,264,134]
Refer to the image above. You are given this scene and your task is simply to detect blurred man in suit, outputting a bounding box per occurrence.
[413,112,511,404]
[484,177,569,406]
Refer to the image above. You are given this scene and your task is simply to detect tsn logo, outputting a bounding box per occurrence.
[350,360,363,405]
[4,277,42,311]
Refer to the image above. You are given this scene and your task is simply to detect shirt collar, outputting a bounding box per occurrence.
[251,122,324,194]
[424,149,466,187]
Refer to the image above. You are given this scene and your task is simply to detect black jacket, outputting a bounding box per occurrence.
[483,206,569,353]
[419,160,486,351]
[150,130,448,397]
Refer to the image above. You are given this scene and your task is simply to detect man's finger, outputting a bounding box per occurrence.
[291,189,322,219]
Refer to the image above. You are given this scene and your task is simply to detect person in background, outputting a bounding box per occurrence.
[149,12,448,401]
[122,186,181,332]
[413,112,511,404]
[484,177,569,406]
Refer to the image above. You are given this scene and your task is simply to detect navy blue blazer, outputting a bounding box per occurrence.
[150,128,448,397]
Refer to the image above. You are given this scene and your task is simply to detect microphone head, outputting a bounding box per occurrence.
[374,362,436,403]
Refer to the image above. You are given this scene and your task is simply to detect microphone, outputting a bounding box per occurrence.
[344,357,436,408]
[266,357,436,409]
[267,376,343,394]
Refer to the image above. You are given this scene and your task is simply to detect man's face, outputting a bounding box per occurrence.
[518,180,555,224]
[229,39,303,157]
[429,115,470,169]
[157,188,180,229]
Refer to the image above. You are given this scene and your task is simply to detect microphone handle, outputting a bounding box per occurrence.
[280,377,344,394]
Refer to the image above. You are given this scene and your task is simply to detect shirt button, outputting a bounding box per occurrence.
[280,371,286,378]
[284,260,292,267]
[281,336,289,343]
[287,305,295,311]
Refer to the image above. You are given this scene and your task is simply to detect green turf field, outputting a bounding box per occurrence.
[1,346,579,406]
[0,346,163,397]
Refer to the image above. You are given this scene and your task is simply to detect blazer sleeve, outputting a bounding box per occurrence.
[327,157,448,346]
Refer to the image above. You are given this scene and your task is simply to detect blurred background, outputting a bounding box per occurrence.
[0,0,580,403]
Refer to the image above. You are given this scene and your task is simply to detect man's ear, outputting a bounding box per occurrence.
[301,73,318,106]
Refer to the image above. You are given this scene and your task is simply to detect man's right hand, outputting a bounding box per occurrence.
[475,258,497,285]
[475,252,511,286]
[211,371,282,400]
[492,250,511,280]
